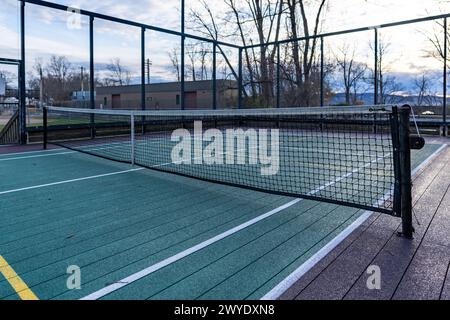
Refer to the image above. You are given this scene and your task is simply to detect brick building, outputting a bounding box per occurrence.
[95,80,238,110]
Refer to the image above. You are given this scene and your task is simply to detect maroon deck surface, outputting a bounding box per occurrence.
[281,137,450,300]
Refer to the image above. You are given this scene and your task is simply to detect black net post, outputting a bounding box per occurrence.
[43,107,48,150]
[398,105,413,239]
[390,106,402,216]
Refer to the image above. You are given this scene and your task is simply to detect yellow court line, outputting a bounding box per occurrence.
[0,255,38,300]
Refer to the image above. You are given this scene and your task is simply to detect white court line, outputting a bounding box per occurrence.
[80,152,389,300]
[80,199,303,300]
[261,143,449,300]
[0,148,65,157]
[0,168,144,196]
[260,194,390,300]
[0,151,76,162]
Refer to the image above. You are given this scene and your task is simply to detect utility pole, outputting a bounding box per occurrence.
[146,59,152,84]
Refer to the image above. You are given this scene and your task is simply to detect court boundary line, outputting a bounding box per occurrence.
[0,168,144,196]
[80,199,303,300]
[0,255,39,300]
[80,150,390,300]
[0,151,76,162]
[260,143,448,300]
[0,148,65,157]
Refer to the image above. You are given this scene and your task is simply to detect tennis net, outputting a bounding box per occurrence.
[43,105,411,219]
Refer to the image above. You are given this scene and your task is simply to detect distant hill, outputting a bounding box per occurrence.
[330,92,444,107]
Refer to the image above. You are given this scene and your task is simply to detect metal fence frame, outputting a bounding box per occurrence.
[241,13,449,131]
[12,0,450,142]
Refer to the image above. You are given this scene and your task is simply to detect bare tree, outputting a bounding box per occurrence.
[169,48,181,82]
[31,58,45,105]
[284,0,327,106]
[45,55,73,102]
[186,44,198,81]
[424,1,450,65]
[187,0,239,86]
[246,0,284,106]
[334,44,367,105]
[187,0,329,106]
[27,56,100,106]
[104,58,131,86]
[199,43,210,80]
[368,37,404,104]
[30,55,74,103]
[189,0,285,106]
[0,70,16,88]
[47,56,72,89]
[414,74,438,106]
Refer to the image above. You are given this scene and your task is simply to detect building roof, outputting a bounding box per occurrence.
[96,80,238,95]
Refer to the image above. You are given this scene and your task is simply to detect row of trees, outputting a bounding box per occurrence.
[0,70,17,97]
[26,56,132,104]
[165,38,442,107]
[186,0,329,107]
[184,0,448,107]
[5,0,447,107]
[17,43,440,108]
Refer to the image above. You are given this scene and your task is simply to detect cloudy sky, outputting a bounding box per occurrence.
[1,0,449,92]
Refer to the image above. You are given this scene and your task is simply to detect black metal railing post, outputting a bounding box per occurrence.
[181,0,185,110]
[320,36,324,107]
[444,18,448,136]
[238,47,243,109]
[277,44,280,108]
[19,0,27,145]
[43,107,48,150]
[89,15,96,139]
[374,28,379,105]
[141,27,146,134]
[213,42,217,110]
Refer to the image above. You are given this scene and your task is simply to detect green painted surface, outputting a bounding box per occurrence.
[0,273,19,300]
[0,144,444,300]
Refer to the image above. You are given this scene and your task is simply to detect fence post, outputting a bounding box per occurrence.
[141,27,146,111]
[398,105,413,239]
[19,0,27,145]
[180,0,185,110]
[213,43,217,110]
[277,44,280,108]
[238,47,243,109]
[89,15,96,138]
[320,37,324,107]
[131,113,135,166]
[374,28,378,105]
[43,107,47,150]
[141,27,146,134]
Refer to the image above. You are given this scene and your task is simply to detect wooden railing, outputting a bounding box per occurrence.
[0,109,20,145]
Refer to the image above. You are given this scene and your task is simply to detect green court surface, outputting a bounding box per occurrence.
[0,143,444,300]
